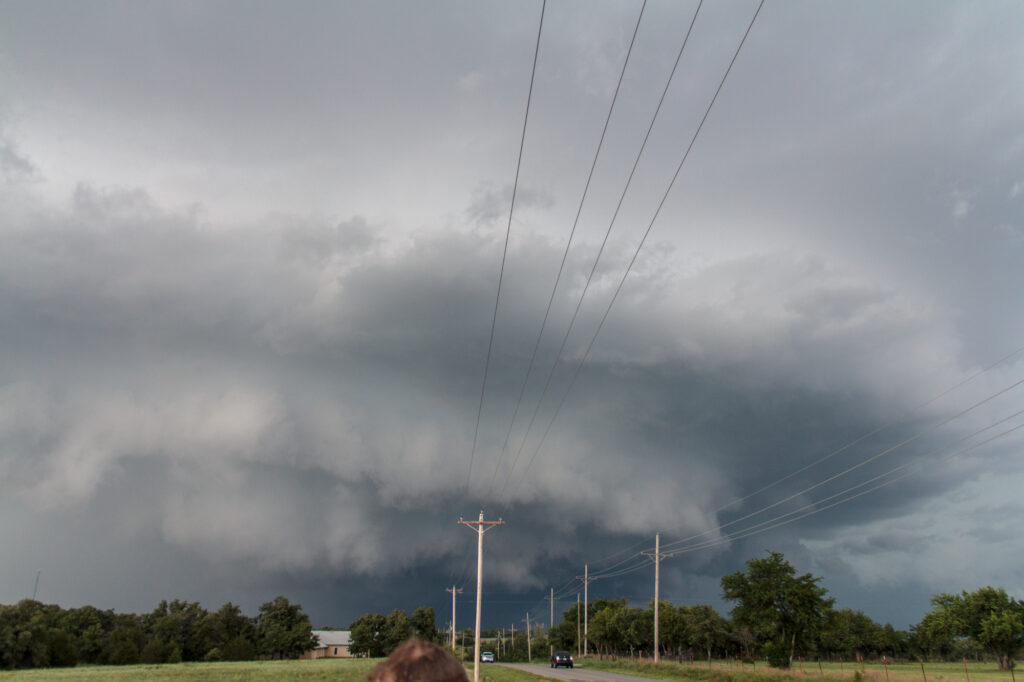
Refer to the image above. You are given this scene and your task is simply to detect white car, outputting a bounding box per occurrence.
[481,651,495,663]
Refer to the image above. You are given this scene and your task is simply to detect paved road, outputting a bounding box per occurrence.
[500,662,663,681]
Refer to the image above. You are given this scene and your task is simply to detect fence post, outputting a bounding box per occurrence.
[920,660,927,682]
[963,658,970,682]
[820,660,824,677]
[884,657,889,682]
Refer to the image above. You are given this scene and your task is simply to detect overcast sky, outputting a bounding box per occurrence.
[2,0,1023,632]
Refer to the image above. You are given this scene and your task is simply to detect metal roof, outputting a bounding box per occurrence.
[312,630,352,647]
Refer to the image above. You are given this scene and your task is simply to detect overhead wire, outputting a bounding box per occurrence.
[547,407,1024,589]
[552,341,1024,574]
[665,416,1024,556]
[547,374,1024,588]
[693,341,1024,526]
[464,0,547,494]
[450,0,546,594]
[502,0,766,509]
[498,0,708,502]
[658,373,1024,553]
[482,0,650,505]
[452,0,1024,612]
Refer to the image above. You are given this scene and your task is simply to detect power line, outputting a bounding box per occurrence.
[465,0,547,493]
[499,0,708,502]
[545,342,1024,576]
[483,0,650,504]
[585,406,1024,574]
[666,417,1024,557]
[539,363,1024,591]
[659,373,1024,553]
[503,0,766,507]
[692,341,1024,529]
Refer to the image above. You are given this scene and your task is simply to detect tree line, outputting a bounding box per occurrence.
[0,595,316,670]
[348,607,440,657]
[541,551,1023,670]
[6,551,1022,671]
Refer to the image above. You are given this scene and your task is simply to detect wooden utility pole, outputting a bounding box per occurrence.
[524,613,532,662]
[577,564,595,657]
[458,512,504,682]
[642,533,673,664]
[545,587,555,657]
[446,585,463,650]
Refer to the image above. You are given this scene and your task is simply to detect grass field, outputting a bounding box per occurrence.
[581,658,1020,682]
[1,658,1017,682]
[0,658,544,681]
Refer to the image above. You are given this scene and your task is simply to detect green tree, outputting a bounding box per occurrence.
[819,608,885,661]
[721,551,833,668]
[61,605,111,664]
[254,596,317,659]
[660,603,690,657]
[103,614,143,665]
[381,609,413,653]
[411,606,439,643]
[349,613,387,657]
[199,602,256,661]
[920,587,1024,669]
[548,616,577,653]
[688,604,729,663]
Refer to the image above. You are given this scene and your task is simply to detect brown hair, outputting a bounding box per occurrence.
[366,638,468,682]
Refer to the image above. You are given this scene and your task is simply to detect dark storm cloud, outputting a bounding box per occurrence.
[2,0,1024,629]
[2,174,1019,629]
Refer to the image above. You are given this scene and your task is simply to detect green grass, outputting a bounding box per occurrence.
[0,658,379,681]
[3,658,1014,682]
[0,658,548,681]
[578,658,1020,682]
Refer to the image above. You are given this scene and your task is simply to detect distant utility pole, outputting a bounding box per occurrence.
[458,511,504,682]
[446,585,463,650]
[523,613,532,662]
[576,564,595,656]
[545,587,555,657]
[642,533,674,664]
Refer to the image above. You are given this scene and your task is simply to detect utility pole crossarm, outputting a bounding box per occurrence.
[446,586,463,650]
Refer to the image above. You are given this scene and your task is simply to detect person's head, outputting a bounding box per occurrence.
[366,638,468,682]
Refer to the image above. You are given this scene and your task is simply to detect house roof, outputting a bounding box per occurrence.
[312,630,352,647]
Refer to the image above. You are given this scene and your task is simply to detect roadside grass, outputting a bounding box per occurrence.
[0,658,547,681]
[582,658,844,682]
[580,659,1019,682]
[0,658,379,681]
[2,658,1014,682]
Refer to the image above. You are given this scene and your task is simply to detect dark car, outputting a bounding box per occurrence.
[551,650,573,668]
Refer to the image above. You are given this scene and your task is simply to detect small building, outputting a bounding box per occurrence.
[302,629,353,659]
